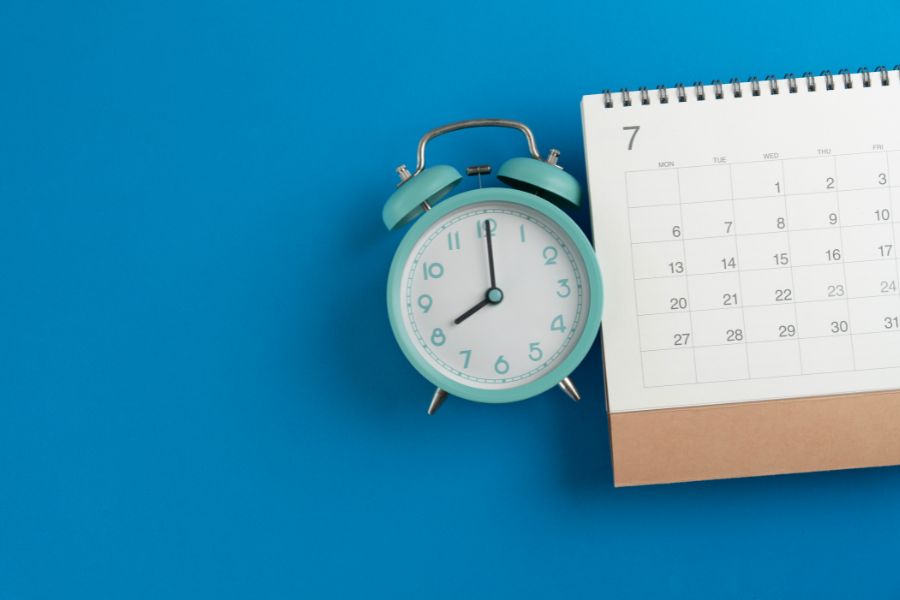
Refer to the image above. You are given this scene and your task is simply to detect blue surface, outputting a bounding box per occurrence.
[2,1,899,598]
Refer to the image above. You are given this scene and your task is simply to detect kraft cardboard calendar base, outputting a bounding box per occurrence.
[609,390,900,486]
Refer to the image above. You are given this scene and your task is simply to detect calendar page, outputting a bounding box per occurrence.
[583,72,900,413]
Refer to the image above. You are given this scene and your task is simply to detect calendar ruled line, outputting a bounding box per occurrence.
[630,219,900,246]
[640,326,900,352]
[624,173,649,389]
[641,355,900,390]
[728,163,752,377]
[636,290,900,317]
[674,168,699,384]
[779,159,805,374]
[623,148,900,176]
[884,153,900,314]
[627,183,900,208]
[832,155,857,370]
[633,256,900,281]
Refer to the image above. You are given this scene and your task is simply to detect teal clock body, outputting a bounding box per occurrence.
[382,119,603,413]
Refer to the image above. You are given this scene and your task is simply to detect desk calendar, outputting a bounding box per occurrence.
[583,68,900,486]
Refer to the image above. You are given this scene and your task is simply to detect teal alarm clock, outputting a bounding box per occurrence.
[383,119,603,414]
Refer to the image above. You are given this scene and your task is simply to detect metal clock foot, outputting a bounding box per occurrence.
[559,377,581,402]
[428,388,448,415]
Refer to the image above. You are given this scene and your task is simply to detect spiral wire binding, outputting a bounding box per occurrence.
[598,65,899,108]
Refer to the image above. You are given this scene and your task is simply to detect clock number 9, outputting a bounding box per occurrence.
[417,294,432,313]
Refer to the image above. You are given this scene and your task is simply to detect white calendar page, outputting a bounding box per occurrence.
[583,72,900,413]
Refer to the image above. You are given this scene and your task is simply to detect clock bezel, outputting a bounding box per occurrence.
[386,187,603,403]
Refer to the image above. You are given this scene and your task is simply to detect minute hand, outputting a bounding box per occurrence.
[485,219,496,288]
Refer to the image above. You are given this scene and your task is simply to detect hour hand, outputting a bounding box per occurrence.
[453,297,490,325]
[453,288,503,325]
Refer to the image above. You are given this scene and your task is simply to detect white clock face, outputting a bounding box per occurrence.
[398,200,590,390]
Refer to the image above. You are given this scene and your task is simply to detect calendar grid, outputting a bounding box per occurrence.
[625,149,900,387]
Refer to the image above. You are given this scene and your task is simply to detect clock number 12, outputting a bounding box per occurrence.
[477,219,497,238]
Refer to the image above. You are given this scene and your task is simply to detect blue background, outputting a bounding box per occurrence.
[2,1,899,597]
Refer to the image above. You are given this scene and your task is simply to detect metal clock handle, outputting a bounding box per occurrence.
[410,119,543,178]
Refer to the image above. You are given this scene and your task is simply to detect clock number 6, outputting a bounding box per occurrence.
[494,355,510,375]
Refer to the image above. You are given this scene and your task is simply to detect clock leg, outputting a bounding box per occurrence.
[558,377,581,402]
[428,388,448,415]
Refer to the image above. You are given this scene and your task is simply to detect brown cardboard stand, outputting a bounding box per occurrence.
[609,390,900,486]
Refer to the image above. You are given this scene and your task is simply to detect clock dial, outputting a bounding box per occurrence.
[398,200,590,390]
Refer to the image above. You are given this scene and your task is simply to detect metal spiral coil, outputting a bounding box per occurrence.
[598,65,898,108]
